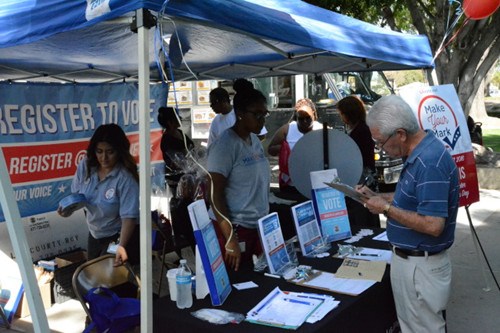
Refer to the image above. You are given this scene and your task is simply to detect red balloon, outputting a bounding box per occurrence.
[463,0,500,20]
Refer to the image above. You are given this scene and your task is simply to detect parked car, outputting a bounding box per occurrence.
[374,149,402,192]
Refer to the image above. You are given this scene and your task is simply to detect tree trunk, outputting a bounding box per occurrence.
[409,1,500,120]
[468,81,500,129]
[468,81,487,121]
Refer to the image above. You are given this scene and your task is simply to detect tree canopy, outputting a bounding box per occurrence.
[306,0,500,119]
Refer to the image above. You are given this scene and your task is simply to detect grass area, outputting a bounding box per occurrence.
[483,129,500,152]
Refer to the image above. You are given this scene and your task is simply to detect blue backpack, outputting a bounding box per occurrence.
[83,287,140,333]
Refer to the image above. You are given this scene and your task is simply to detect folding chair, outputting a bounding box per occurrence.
[0,303,9,329]
[152,210,179,295]
[152,208,199,295]
[72,254,140,330]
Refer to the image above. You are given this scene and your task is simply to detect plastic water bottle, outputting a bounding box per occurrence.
[176,259,193,309]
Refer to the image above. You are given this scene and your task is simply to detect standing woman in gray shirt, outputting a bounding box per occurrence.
[207,79,270,272]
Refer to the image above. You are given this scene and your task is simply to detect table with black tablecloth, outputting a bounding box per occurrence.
[153,228,398,333]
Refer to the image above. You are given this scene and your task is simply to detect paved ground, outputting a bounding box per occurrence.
[2,190,498,333]
[446,189,500,333]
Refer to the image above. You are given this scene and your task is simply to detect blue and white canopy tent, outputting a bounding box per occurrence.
[0,0,433,331]
[0,0,433,83]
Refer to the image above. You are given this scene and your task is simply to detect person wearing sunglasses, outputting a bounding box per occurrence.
[267,98,322,194]
[357,95,459,333]
[337,95,380,228]
[207,79,270,271]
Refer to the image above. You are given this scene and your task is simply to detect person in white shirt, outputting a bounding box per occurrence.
[208,86,267,148]
[207,87,234,147]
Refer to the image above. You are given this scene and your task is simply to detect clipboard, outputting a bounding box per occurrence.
[287,269,376,296]
[323,181,369,204]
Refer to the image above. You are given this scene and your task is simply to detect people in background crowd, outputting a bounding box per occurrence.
[207,87,234,148]
[207,85,267,148]
[158,106,195,194]
[337,95,380,227]
[267,98,322,192]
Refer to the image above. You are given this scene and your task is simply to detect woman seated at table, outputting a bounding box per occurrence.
[158,106,195,195]
[267,98,322,194]
[207,78,270,271]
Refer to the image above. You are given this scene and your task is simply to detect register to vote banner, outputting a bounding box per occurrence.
[0,82,167,260]
[399,85,479,206]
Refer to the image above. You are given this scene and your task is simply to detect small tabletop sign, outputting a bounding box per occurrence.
[291,200,329,256]
[188,200,231,306]
[257,213,293,275]
[310,169,352,242]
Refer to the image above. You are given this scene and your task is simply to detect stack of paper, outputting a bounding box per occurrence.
[289,270,377,296]
[246,287,337,329]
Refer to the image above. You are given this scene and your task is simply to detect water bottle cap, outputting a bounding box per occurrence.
[180,259,187,264]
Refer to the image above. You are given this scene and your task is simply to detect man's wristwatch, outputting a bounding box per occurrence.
[383,203,392,217]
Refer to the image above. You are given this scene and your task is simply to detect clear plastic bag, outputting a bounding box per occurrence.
[191,308,245,325]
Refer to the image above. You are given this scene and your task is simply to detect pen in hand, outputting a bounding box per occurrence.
[360,175,370,188]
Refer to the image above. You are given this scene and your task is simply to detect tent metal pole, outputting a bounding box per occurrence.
[136,8,153,333]
[0,149,50,333]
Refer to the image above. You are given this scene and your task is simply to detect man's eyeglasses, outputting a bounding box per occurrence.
[373,132,395,151]
[246,111,270,121]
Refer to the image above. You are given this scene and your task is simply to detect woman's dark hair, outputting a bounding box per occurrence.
[232,78,266,113]
[86,124,139,182]
[337,95,366,126]
[158,107,180,129]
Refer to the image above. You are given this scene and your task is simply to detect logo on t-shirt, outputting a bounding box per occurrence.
[242,152,266,166]
[105,188,115,200]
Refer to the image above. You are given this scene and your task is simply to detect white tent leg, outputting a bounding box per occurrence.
[0,149,50,333]
[136,8,153,333]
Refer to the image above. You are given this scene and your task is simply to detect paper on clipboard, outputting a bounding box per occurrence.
[246,287,323,329]
[323,181,368,204]
[335,258,386,282]
[288,270,376,296]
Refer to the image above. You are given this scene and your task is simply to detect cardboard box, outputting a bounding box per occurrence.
[15,282,52,318]
[52,250,87,303]
[55,250,87,268]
